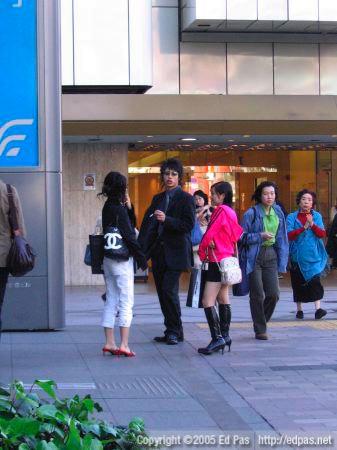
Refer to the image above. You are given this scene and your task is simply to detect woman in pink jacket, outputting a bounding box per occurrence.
[198,182,243,355]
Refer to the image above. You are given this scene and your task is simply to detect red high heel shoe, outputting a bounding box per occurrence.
[102,347,119,356]
[117,349,136,357]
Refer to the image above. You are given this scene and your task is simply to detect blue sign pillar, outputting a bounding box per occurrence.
[0,0,64,331]
[0,0,39,167]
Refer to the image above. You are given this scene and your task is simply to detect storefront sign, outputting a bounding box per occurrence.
[0,0,39,167]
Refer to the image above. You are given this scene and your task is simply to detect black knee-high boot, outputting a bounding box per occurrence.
[218,304,232,352]
[198,307,225,355]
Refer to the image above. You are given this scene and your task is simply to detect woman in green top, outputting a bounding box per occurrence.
[240,181,288,340]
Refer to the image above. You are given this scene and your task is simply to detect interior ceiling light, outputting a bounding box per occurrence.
[227,139,234,142]
[146,135,153,138]
[128,166,277,174]
[243,135,251,138]
[180,137,197,141]
[134,142,332,152]
[332,135,337,138]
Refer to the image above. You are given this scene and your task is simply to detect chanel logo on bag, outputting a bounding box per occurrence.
[103,223,129,259]
[104,232,123,250]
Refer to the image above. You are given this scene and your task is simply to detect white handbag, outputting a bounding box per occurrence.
[211,246,242,286]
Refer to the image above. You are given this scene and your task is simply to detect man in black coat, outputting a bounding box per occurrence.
[139,158,195,345]
[327,213,337,269]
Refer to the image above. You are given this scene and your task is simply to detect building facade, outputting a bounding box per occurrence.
[61,0,337,285]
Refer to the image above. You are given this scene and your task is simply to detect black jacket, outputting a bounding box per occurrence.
[138,189,195,271]
[102,200,147,270]
[326,214,337,258]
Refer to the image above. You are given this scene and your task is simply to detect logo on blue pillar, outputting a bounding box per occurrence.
[0,0,39,167]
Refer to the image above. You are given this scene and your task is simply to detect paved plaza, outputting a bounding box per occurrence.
[1,271,337,449]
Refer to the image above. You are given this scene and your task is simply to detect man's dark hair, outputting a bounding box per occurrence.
[160,158,184,186]
[211,181,233,207]
[98,171,127,202]
[252,181,278,204]
[296,189,317,207]
[193,190,208,205]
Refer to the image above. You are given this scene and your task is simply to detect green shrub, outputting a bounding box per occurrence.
[0,380,153,449]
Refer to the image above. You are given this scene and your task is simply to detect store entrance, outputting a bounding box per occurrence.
[128,147,334,226]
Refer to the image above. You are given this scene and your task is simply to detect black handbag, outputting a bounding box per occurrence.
[89,234,104,274]
[6,184,36,277]
[103,219,129,261]
[232,233,250,297]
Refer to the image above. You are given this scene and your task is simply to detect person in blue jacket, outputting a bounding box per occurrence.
[287,189,328,320]
[241,181,288,340]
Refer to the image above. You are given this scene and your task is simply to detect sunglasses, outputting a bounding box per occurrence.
[163,170,179,177]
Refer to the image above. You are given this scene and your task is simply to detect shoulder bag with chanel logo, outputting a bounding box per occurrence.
[103,215,129,261]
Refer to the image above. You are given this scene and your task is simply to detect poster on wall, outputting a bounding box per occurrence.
[83,173,96,191]
[0,0,39,168]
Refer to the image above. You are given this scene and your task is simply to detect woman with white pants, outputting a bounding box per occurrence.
[99,172,147,357]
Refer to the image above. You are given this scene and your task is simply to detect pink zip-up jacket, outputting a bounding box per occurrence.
[198,205,243,263]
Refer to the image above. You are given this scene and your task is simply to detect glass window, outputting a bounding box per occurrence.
[274,44,319,95]
[227,43,273,95]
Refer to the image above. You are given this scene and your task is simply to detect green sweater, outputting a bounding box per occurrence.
[262,206,279,247]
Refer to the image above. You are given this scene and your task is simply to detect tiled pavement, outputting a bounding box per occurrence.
[1,271,337,449]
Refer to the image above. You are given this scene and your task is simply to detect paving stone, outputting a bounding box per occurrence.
[105,398,205,412]
[0,333,11,344]
[3,278,337,437]
[113,411,218,429]
[235,407,267,424]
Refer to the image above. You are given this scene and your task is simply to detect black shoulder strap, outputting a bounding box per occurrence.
[6,184,19,232]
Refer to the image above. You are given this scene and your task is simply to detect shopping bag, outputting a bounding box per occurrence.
[186,268,206,308]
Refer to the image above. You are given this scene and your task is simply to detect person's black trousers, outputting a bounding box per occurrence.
[152,251,183,338]
[0,268,9,333]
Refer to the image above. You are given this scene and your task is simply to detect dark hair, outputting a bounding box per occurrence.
[296,189,317,207]
[193,190,208,205]
[211,181,233,207]
[252,181,278,204]
[160,158,183,186]
[98,171,127,202]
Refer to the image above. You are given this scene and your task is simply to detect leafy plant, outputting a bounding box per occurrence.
[0,380,153,449]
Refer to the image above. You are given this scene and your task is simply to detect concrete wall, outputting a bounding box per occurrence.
[63,143,128,285]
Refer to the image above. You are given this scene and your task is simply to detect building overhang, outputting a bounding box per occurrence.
[62,94,337,138]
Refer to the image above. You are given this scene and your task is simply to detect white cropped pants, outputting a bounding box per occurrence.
[102,257,134,328]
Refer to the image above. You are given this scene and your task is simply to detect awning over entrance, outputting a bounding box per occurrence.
[62,94,337,137]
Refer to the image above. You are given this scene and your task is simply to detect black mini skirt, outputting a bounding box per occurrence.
[205,261,221,282]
